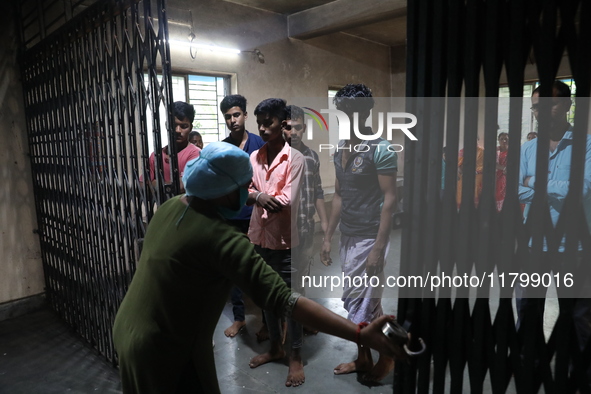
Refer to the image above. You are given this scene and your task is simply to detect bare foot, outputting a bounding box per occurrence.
[285,349,305,387]
[224,320,246,337]
[256,324,269,343]
[362,355,394,382]
[333,359,373,375]
[249,341,285,368]
[334,346,373,375]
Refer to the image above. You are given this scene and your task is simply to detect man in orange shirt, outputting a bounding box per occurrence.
[246,98,306,387]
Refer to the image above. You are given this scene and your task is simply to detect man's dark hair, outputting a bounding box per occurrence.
[254,98,287,122]
[189,130,201,139]
[173,101,196,123]
[286,105,304,121]
[527,131,538,138]
[532,80,571,98]
[333,84,375,113]
[220,95,247,114]
[498,132,509,140]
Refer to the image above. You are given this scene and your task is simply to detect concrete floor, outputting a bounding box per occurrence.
[213,297,397,394]
[213,228,402,393]
[0,227,561,393]
[0,299,397,394]
[0,229,400,394]
[0,308,122,393]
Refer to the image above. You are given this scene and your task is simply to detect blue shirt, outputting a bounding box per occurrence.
[222,131,265,221]
[518,129,591,251]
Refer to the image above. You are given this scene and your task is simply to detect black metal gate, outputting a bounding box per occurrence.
[18,0,176,363]
[398,0,591,392]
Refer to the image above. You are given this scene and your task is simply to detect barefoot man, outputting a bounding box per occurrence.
[219,94,265,338]
[246,98,307,387]
[321,84,398,382]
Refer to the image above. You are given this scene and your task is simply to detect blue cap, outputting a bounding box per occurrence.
[182,141,253,199]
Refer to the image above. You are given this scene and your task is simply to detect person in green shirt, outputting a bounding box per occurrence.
[113,141,403,394]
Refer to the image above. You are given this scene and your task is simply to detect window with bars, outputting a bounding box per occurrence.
[186,75,228,144]
[144,73,229,151]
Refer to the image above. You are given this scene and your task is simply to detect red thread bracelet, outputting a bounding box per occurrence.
[355,322,369,346]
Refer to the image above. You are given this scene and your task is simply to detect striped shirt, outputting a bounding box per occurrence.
[295,143,324,237]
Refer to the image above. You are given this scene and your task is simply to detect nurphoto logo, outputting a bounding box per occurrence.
[301,108,417,152]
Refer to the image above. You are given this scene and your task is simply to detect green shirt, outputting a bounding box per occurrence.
[113,196,294,393]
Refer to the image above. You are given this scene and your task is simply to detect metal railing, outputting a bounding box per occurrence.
[398,0,591,392]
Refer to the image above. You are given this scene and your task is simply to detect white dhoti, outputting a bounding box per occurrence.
[340,235,389,324]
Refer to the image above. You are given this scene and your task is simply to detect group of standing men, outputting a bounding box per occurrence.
[117,83,400,392]
[113,78,590,392]
[217,85,399,386]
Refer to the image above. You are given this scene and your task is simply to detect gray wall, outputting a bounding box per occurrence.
[0,9,45,306]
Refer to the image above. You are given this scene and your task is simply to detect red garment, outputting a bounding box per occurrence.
[149,144,201,183]
[495,148,507,212]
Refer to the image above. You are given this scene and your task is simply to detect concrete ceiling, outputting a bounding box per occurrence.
[342,16,407,47]
[222,0,407,47]
[222,0,336,14]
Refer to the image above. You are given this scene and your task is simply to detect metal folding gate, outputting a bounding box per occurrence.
[18,0,176,364]
[397,0,590,393]
[14,0,591,390]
